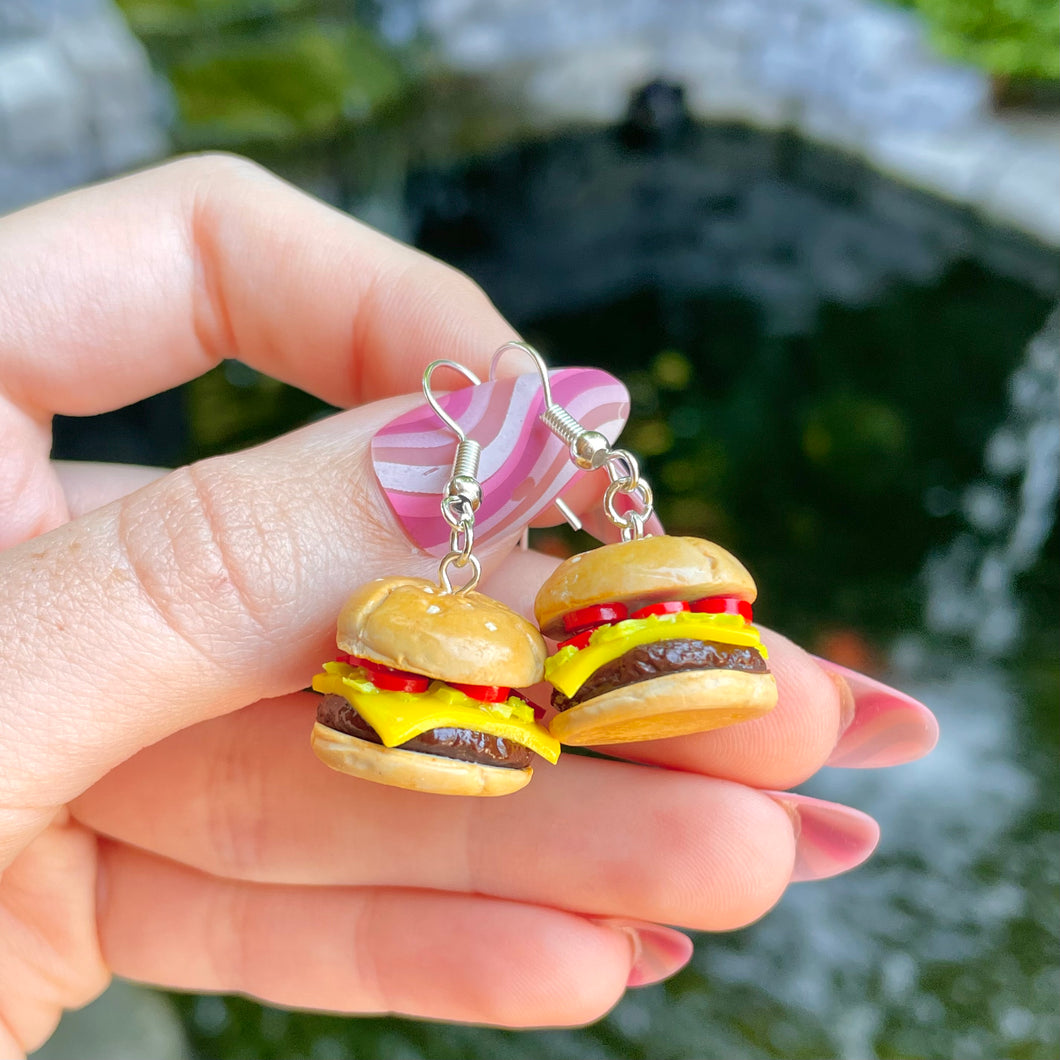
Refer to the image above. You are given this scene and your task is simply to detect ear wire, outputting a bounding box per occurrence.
[422,360,484,593]
[490,342,654,542]
[490,342,583,532]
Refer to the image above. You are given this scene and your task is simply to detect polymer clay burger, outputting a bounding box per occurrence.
[312,576,560,796]
[535,536,777,745]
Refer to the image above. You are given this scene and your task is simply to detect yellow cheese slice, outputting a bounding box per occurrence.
[312,662,560,764]
[544,612,768,698]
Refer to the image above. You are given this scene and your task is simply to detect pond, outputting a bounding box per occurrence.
[51,102,1037,1060]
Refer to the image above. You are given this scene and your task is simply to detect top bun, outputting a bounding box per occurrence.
[534,536,757,638]
[337,576,546,686]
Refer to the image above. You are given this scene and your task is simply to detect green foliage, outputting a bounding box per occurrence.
[170,22,406,144]
[907,0,1060,80]
[116,0,309,36]
[115,1,412,147]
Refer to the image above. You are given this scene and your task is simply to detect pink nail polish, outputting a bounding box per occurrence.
[371,369,629,555]
[813,658,940,769]
[593,917,694,987]
[766,791,880,882]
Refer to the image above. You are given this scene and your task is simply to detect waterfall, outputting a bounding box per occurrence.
[924,307,1060,656]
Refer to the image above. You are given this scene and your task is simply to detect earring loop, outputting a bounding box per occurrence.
[492,341,654,539]
[421,359,486,593]
[489,341,554,408]
[422,359,482,440]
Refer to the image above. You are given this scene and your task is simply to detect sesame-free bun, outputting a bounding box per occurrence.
[535,536,758,638]
[548,668,777,746]
[310,722,532,796]
[337,576,546,687]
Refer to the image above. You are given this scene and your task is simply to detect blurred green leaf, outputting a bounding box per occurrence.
[903,0,1060,80]
[117,0,309,36]
[169,22,408,145]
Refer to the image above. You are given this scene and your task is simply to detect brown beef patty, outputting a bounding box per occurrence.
[552,638,768,712]
[317,693,534,768]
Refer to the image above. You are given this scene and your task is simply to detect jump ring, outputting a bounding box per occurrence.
[439,551,482,594]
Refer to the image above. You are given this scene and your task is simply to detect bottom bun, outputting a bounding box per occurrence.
[310,722,533,796]
[548,669,777,746]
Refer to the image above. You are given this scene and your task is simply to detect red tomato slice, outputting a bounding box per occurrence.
[348,655,431,693]
[562,602,629,634]
[557,628,597,652]
[690,596,753,622]
[335,652,351,664]
[451,682,511,703]
[370,670,432,693]
[631,600,690,619]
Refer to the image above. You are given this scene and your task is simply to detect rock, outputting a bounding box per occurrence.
[0,0,167,214]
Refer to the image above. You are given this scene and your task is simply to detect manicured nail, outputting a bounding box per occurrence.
[813,658,940,769]
[593,917,694,987]
[372,368,629,555]
[766,791,880,882]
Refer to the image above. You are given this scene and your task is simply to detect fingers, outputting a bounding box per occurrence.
[593,629,849,790]
[74,694,798,932]
[588,630,937,788]
[0,406,574,866]
[98,842,638,1028]
[0,154,514,545]
[0,155,512,417]
[53,461,166,517]
[0,816,108,1058]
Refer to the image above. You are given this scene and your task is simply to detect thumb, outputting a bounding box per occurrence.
[0,383,619,867]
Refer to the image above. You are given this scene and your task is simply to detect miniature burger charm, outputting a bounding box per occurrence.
[312,576,559,796]
[535,535,777,746]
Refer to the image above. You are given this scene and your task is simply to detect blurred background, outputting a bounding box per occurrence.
[3,1,1057,1057]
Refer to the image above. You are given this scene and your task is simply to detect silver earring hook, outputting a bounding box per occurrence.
[422,359,484,593]
[491,341,655,542]
[490,341,553,408]
[423,359,482,440]
[489,341,582,534]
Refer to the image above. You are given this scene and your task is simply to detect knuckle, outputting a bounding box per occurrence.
[722,793,795,927]
[181,154,269,364]
[117,462,300,662]
[204,878,252,994]
[171,151,271,190]
[203,722,268,880]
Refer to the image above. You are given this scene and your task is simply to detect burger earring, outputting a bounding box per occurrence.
[490,342,778,747]
[310,359,560,796]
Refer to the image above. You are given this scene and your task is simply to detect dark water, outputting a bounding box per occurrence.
[153,122,1060,1060]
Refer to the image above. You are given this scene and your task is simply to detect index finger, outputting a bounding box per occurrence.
[0,154,516,545]
[0,153,513,419]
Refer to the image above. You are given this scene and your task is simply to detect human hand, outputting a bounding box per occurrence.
[0,157,938,1057]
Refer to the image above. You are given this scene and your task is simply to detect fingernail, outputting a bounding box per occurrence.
[766,791,880,882]
[371,368,630,555]
[813,658,940,769]
[593,917,694,987]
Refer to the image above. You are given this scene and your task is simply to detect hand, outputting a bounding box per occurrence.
[0,156,938,1058]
